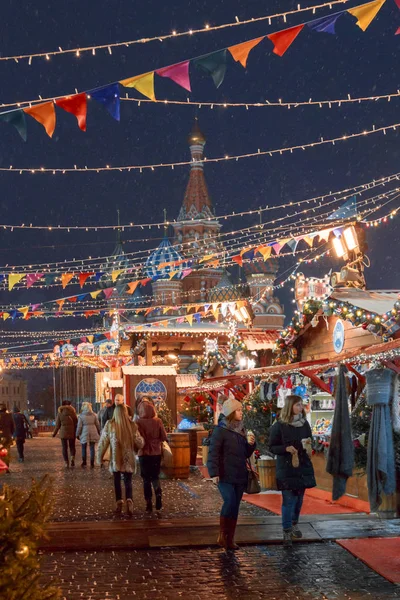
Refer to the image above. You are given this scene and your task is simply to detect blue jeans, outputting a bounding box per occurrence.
[282,489,305,530]
[218,482,246,519]
[81,442,95,464]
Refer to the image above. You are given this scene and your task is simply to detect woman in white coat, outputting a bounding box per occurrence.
[76,402,101,468]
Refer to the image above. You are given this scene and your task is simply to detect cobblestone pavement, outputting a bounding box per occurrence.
[5,436,271,521]
[41,543,400,600]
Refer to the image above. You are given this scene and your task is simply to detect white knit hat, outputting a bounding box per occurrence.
[222,398,243,417]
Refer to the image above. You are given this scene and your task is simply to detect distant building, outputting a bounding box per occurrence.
[0,374,28,412]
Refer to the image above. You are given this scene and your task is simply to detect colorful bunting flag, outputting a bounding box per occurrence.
[91,84,120,121]
[267,25,304,56]
[232,255,243,267]
[56,93,87,131]
[120,72,155,101]
[61,273,74,289]
[0,109,27,141]
[103,288,114,300]
[90,290,102,299]
[24,102,56,137]
[44,273,57,286]
[308,13,343,34]
[347,0,386,31]
[79,272,93,287]
[3,313,9,321]
[19,307,29,319]
[194,50,227,88]
[228,37,265,68]
[328,197,358,220]
[26,273,43,288]
[111,269,124,282]
[56,299,65,310]
[8,273,25,291]
[256,246,272,260]
[156,61,191,92]
[186,314,193,326]
[127,281,139,295]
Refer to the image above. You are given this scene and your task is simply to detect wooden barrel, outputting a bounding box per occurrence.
[179,429,198,466]
[258,457,277,491]
[162,433,190,479]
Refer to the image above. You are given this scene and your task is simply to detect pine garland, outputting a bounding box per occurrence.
[0,476,61,600]
[157,400,174,433]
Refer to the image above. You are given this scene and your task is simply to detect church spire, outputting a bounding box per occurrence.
[177,119,215,221]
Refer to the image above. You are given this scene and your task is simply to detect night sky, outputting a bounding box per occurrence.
[0,0,399,341]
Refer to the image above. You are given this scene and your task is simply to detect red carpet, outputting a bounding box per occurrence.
[337,538,400,584]
[243,492,360,515]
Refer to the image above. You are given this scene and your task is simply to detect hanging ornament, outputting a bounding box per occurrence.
[14,544,30,559]
[0,447,8,457]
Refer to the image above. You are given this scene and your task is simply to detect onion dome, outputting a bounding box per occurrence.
[188,119,206,145]
[145,237,186,279]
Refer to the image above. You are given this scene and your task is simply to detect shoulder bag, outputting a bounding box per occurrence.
[246,459,261,494]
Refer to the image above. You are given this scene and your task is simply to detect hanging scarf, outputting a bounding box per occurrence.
[288,414,306,428]
[220,416,246,437]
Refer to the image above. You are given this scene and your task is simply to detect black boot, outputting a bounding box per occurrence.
[155,489,162,511]
[81,461,87,468]
[145,499,153,513]
[90,460,95,469]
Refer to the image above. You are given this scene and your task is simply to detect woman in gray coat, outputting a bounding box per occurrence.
[76,402,100,468]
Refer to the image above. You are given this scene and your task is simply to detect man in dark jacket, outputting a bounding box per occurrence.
[0,403,14,471]
[115,394,133,419]
[101,398,115,429]
[12,407,30,462]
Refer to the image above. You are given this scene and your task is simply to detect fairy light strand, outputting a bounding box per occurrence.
[0,1,348,64]
[2,119,399,175]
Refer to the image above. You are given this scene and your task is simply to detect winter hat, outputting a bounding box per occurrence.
[222,398,243,417]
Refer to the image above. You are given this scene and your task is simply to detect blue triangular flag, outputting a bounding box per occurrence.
[91,84,120,121]
[308,13,343,34]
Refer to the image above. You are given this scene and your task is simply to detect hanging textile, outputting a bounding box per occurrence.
[326,364,354,500]
[366,367,396,511]
[392,374,400,434]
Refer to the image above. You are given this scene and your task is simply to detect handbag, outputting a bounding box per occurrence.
[246,459,261,494]
[161,440,173,467]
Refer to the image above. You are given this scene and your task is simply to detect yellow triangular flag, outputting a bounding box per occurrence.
[87,335,94,343]
[111,270,124,282]
[199,254,215,263]
[20,306,29,319]
[347,0,386,31]
[169,270,178,280]
[163,307,170,314]
[3,312,9,321]
[8,273,24,291]
[185,314,193,326]
[120,72,156,100]
[32,355,37,362]
[90,290,102,299]
[39,361,44,368]
[257,246,272,261]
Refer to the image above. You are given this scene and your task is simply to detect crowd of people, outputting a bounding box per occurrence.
[0,392,315,547]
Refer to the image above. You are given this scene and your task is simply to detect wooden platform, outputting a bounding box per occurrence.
[40,514,400,551]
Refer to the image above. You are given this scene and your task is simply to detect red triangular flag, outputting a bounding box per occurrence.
[268,25,304,57]
[56,93,87,131]
[79,272,93,288]
[232,255,243,267]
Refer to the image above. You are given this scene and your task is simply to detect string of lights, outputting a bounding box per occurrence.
[0,1,348,65]
[2,119,399,175]
[120,89,400,110]
[0,199,394,314]
[2,180,396,277]
[0,167,399,233]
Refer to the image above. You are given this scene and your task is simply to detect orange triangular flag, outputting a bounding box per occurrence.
[228,36,265,67]
[56,299,65,310]
[256,246,272,260]
[127,281,139,295]
[24,102,56,137]
[61,273,74,288]
[268,25,304,57]
[19,306,29,319]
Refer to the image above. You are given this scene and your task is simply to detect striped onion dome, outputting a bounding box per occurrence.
[145,237,186,279]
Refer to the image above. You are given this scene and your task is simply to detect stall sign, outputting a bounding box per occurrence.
[295,274,332,309]
[333,319,345,354]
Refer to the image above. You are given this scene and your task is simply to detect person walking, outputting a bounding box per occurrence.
[0,403,15,473]
[101,398,115,429]
[268,394,316,546]
[97,404,144,515]
[136,397,167,513]
[207,398,256,551]
[76,402,101,468]
[97,401,108,428]
[115,394,134,419]
[12,408,29,463]
[52,401,78,468]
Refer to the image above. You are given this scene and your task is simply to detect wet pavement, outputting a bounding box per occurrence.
[40,543,400,600]
[5,436,272,522]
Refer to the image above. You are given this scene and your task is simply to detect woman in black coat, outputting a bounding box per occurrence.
[269,394,316,545]
[207,398,255,550]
